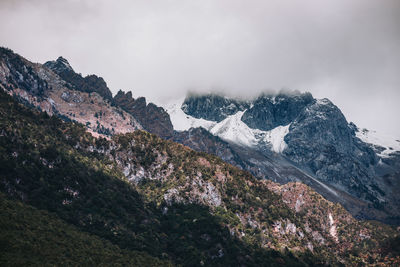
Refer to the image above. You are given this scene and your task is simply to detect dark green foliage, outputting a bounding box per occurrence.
[380,234,400,259]
[0,193,171,266]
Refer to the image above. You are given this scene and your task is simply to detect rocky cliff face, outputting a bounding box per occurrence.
[182,93,249,122]
[44,56,113,101]
[172,127,246,168]
[0,48,49,97]
[241,92,313,131]
[113,90,174,139]
[283,98,381,205]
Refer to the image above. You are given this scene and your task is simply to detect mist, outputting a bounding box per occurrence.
[1,0,399,135]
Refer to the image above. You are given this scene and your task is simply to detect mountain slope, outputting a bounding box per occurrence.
[0,47,142,137]
[2,89,400,265]
[0,91,326,266]
[165,93,400,224]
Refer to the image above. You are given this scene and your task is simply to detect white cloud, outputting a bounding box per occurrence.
[1,0,399,134]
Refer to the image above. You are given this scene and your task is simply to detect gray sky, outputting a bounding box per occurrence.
[1,0,399,135]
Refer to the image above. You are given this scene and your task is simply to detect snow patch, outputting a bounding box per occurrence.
[328,213,338,242]
[356,128,400,157]
[206,111,290,153]
[295,194,304,212]
[316,98,331,105]
[210,111,258,147]
[164,98,216,131]
[262,124,290,153]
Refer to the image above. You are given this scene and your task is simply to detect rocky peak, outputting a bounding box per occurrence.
[113,90,174,139]
[288,97,353,152]
[81,74,112,100]
[44,56,74,73]
[126,91,133,99]
[241,91,314,131]
[56,56,71,65]
[182,93,249,122]
[132,96,146,110]
[55,56,73,71]
[283,97,382,207]
[114,89,130,102]
[44,57,112,101]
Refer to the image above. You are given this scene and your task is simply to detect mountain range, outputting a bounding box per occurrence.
[1,47,399,266]
[164,92,400,225]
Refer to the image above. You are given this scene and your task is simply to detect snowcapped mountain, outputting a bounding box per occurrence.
[166,92,400,159]
[164,93,400,224]
[2,46,399,224]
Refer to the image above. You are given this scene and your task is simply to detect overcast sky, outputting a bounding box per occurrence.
[1,0,399,135]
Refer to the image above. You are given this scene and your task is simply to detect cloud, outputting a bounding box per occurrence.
[1,0,399,134]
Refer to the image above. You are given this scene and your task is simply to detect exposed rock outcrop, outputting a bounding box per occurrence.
[0,48,142,137]
[44,56,113,101]
[182,93,249,122]
[113,90,174,139]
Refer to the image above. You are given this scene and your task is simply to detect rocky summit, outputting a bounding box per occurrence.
[113,90,174,139]
[241,92,314,131]
[182,93,250,122]
[44,56,113,101]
